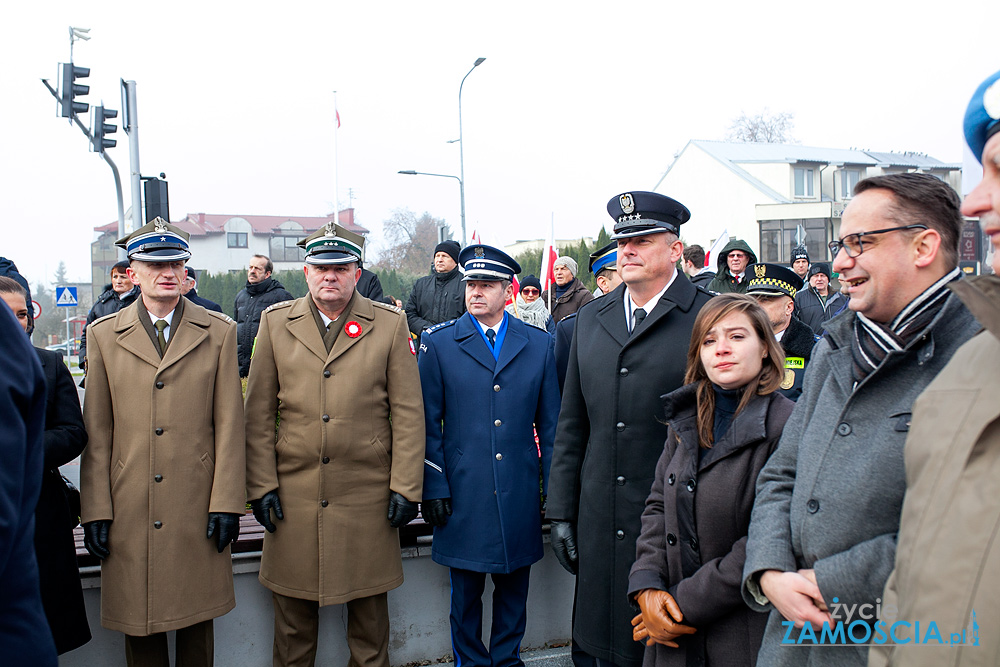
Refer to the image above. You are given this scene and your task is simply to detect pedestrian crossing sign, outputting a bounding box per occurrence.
[56,286,79,307]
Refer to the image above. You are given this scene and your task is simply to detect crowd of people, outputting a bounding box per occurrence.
[1,71,998,667]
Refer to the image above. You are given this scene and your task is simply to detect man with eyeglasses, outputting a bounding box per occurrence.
[868,69,1000,667]
[742,172,979,667]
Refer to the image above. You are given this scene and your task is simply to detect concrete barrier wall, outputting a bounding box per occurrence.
[60,537,575,666]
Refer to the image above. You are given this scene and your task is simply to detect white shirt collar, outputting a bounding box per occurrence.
[623,270,677,331]
[150,309,176,341]
[474,316,503,337]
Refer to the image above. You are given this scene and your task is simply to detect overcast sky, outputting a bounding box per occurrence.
[2,0,998,288]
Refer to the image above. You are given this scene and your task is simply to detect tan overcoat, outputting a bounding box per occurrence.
[80,299,246,635]
[245,295,424,606]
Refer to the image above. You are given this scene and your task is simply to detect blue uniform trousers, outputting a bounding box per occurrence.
[449,566,531,667]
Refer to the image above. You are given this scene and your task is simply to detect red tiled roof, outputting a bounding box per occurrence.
[95,209,368,236]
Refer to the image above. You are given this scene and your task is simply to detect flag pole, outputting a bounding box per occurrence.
[333,90,341,220]
[548,213,554,313]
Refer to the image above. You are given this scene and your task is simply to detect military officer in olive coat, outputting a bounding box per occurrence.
[245,223,425,667]
[547,192,713,667]
[81,218,246,666]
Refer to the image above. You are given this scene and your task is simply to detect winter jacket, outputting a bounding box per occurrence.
[795,286,848,336]
[234,278,294,376]
[184,288,222,313]
[689,268,716,288]
[629,384,793,667]
[80,286,140,368]
[706,240,757,294]
[777,315,819,402]
[541,277,595,323]
[869,275,1000,667]
[404,267,466,336]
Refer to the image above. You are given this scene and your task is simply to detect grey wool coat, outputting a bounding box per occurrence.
[629,384,793,667]
[742,289,979,667]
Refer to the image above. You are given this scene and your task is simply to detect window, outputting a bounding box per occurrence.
[794,168,815,197]
[269,236,305,262]
[841,169,861,198]
[759,218,831,263]
[227,232,248,248]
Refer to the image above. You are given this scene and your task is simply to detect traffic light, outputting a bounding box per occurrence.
[93,106,117,152]
[59,62,90,118]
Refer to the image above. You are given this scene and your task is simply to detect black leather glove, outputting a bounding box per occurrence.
[250,490,284,533]
[387,492,419,528]
[83,519,111,560]
[207,512,241,553]
[421,498,452,527]
[550,520,578,575]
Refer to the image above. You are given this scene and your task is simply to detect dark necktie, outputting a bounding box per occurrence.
[323,322,338,353]
[486,329,497,348]
[153,319,168,356]
[632,308,646,335]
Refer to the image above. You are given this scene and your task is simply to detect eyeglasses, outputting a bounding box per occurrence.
[521,288,540,295]
[828,224,928,258]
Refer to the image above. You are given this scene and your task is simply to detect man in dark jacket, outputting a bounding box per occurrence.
[357,266,386,303]
[794,262,847,335]
[0,291,58,666]
[682,244,716,287]
[182,267,223,313]
[747,263,818,401]
[706,239,757,294]
[405,240,466,337]
[540,256,594,323]
[234,254,294,377]
[80,260,140,370]
[548,191,712,667]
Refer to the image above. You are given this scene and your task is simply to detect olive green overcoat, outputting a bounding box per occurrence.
[80,298,246,635]
[245,295,424,606]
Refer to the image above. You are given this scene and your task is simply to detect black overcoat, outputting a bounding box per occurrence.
[33,348,91,654]
[628,385,793,667]
[547,276,712,667]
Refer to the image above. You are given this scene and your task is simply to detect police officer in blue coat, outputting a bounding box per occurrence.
[419,244,562,667]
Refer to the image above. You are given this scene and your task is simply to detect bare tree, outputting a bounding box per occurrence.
[727,109,795,143]
[373,208,451,275]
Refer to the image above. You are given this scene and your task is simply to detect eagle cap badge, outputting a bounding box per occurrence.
[754,264,767,278]
[620,193,635,214]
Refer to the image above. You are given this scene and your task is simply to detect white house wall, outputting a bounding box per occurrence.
[656,144,773,256]
[737,162,793,199]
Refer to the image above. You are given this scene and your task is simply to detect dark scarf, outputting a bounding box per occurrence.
[245,277,276,296]
[435,266,459,284]
[850,268,961,386]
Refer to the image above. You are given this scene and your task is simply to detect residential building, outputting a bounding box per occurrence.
[653,140,979,266]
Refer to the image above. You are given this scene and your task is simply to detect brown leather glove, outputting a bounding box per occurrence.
[632,589,696,647]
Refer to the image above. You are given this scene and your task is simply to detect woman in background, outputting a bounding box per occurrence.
[506,275,554,332]
[629,294,793,667]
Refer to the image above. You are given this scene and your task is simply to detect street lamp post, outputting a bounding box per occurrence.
[397,171,463,239]
[457,57,485,246]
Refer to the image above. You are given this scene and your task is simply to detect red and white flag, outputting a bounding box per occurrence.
[471,229,481,245]
[335,109,341,128]
[705,229,730,267]
[540,226,557,293]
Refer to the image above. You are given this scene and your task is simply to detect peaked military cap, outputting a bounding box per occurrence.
[298,222,365,265]
[607,191,691,240]
[964,69,1000,164]
[459,244,521,281]
[746,263,804,299]
[589,241,618,276]
[116,217,191,262]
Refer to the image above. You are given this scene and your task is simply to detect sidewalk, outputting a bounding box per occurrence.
[426,645,571,667]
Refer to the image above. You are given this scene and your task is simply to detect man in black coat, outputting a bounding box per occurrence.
[0,284,58,666]
[793,262,846,335]
[80,260,140,370]
[405,240,466,337]
[182,267,223,313]
[234,254,294,377]
[746,263,818,401]
[1,277,91,654]
[547,191,712,667]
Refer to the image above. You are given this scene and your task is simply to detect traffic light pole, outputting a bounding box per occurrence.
[122,80,142,237]
[41,78,126,258]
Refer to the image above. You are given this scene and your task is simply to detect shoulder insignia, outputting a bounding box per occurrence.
[206,310,235,324]
[425,319,458,335]
[372,300,403,314]
[264,300,294,314]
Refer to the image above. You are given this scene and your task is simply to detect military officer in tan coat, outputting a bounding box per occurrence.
[81,218,246,666]
[245,223,425,667]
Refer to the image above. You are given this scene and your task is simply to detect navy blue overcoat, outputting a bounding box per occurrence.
[419,312,561,573]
